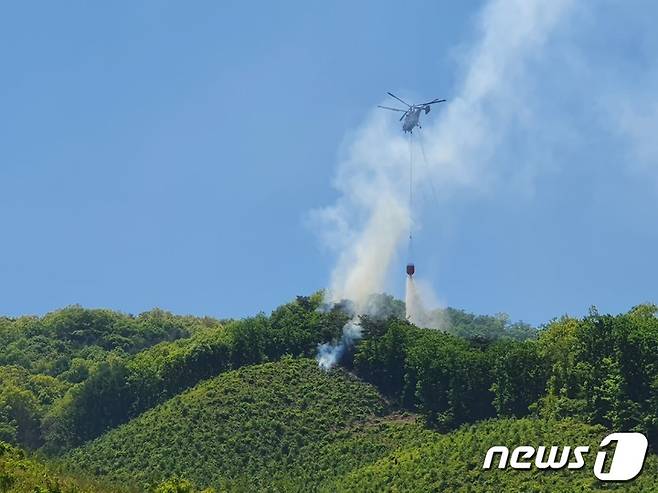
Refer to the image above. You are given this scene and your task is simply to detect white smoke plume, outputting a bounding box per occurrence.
[317,319,360,371]
[405,276,447,330]
[312,0,575,368]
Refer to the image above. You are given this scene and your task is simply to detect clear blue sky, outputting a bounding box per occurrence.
[1,1,657,325]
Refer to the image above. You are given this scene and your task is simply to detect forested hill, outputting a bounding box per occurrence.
[0,296,532,452]
[65,358,388,490]
[0,296,657,491]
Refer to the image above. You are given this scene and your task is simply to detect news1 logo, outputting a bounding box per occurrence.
[483,432,648,481]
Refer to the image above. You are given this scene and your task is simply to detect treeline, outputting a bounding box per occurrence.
[0,306,222,451]
[1,294,528,454]
[6,293,648,459]
[3,296,655,489]
[354,317,537,429]
[353,304,658,446]
[444,307,536,341]
[42,296,349,451]
[0,306,216,377]
[0,294,350,452]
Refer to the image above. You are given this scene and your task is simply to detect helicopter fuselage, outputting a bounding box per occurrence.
[402,107,424,133]
[378,93,443,133]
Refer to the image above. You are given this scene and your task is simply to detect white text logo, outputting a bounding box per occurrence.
[483,432,648,481]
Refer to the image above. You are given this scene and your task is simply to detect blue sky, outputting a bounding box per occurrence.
[1,1,657,325]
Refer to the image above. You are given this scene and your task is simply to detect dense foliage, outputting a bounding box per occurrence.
[43,294,349,451]
[354,304,658,441]
[266,417,437,491]
[0,306,214,378]
[0,306,219,451]
[535,305,658,447]
[0,441,117,493]
[0,298,656,491]
[0,295,350,452]
[354,317,545,429]
[65,358,387,490]
[444,307,536,341]
[335,418,658,492]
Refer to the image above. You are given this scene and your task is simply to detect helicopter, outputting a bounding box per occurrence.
[378,92,446,133]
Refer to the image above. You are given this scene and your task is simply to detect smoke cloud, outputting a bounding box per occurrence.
[316,319,360,371]
[310,0,658,356]
[312,0,571,367]
[312,0,575,368]
[313,0,575,303]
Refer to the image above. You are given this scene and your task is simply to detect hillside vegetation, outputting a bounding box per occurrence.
[266,417,437,491]
[336,418,658,492]
[65,358,387,490]
[1,297,657,491]
[0,306,222,451]
[0,441,117,493]
[1,294,532,454]
[354,305,658,443]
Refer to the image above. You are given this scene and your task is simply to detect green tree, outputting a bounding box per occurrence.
[490,340,548,417]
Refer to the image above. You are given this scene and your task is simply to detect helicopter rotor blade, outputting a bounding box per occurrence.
[377,105,406,112]
[387,92,412,108]
[399,111,408,122]
[420,98,447,106]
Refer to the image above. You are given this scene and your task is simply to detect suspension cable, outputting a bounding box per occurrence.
[408,131,414,263]
[417,127,440,208]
